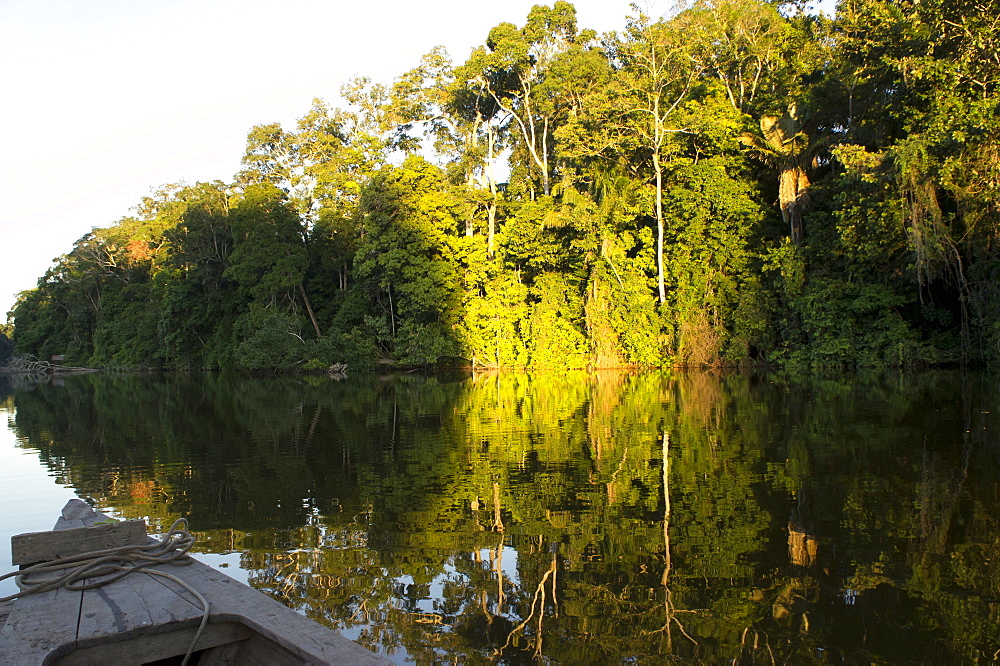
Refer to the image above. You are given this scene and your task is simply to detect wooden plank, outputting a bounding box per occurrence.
[0,499,149,664]
[58,498,99,523]
[55,519,86,529]
[54,498,111,530]
[145,557,389,664]
[0,583,82,665]
[73,558,388,664]
[59,621,253,665]
[0,500,94,661]
[11,519,147,565]
[2,499,390,664]
[198,639,247,665]
[231,632,311,665]
[0,599,13,629]
[75,568,207,644]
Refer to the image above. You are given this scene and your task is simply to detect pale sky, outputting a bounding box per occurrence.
[0,0,832,321]
[0,0,636,319]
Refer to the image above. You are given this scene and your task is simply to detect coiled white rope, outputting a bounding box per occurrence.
[0,518,210,665]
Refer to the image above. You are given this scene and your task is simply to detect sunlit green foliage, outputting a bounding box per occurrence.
[355,156,466,364]
[11,0,1000,368]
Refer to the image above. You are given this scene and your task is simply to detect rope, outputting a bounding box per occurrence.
[0,518,210,666]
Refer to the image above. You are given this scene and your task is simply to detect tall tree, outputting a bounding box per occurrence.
[579,8,705,303]
[739,102,823,244]
[455,2,581,197]
[354,156,465,364]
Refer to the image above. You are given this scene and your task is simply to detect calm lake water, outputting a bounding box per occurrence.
[1,370,998,663]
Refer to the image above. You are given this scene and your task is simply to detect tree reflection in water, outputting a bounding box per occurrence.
[6,370,1000,662]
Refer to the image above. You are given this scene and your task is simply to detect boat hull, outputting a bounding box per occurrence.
[0,500,387,665]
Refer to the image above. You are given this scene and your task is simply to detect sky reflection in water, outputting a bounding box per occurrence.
[1,370,997,663]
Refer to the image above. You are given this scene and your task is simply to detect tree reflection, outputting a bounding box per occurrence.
[7,370,1000,661]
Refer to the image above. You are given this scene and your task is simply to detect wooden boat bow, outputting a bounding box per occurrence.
[0,499,388,664]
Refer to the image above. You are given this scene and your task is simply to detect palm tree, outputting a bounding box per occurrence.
[740,103,822,245]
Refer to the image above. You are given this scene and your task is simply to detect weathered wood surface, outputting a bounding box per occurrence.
[11,519,147,565]
[0,581,82,664]
[58,622,255,665]
[0,500,100,661]
[55,497,110,528]
[74,560,206,643]
[142,555,387,664]
[0,499,389,664]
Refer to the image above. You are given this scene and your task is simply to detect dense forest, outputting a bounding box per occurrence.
[9,0,999,370]
[0,328,12,366]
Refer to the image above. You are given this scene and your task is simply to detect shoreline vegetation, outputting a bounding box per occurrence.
[7,0,1000,372]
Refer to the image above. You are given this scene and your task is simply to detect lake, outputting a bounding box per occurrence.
[1,370,998,663]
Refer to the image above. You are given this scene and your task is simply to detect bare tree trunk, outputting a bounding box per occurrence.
[488,124,498,257]
[299,284,322,337]
[388,285,396,338]
[654,150,666,304]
